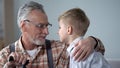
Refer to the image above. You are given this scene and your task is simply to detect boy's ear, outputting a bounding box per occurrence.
[67,26,72,34]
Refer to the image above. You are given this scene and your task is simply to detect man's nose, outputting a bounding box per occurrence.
[42,27,49,35]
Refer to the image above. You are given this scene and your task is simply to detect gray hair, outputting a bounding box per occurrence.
[17,1,45,27]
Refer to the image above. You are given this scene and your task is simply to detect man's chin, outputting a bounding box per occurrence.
[34,40,45,46]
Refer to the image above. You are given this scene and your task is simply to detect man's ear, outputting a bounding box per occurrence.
[20,21,26,32]
[67,26,72,35]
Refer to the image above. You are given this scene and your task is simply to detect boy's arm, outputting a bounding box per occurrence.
[72,36,105,62]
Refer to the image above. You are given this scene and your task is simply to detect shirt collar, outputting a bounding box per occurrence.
[17,36,26,53]
[67,36,83,55]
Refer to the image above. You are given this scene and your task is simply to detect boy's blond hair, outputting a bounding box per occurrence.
[58,8,90,36]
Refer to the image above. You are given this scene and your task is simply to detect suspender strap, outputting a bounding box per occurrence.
[9,43,15,62]
[46,39,54,68]
[9,43,15,53]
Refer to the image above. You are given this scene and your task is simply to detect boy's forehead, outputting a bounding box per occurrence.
[59,19,65,25]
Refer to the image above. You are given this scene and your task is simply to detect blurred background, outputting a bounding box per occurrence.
[0,0,120,64]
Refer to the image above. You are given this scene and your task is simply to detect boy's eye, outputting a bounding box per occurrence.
[59,27,61,29]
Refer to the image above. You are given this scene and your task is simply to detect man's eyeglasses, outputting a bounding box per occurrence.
[24,20,52,29]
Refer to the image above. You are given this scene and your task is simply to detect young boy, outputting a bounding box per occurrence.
[58,8,110,68]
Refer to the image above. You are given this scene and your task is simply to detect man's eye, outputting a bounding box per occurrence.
[37,24,43,28]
